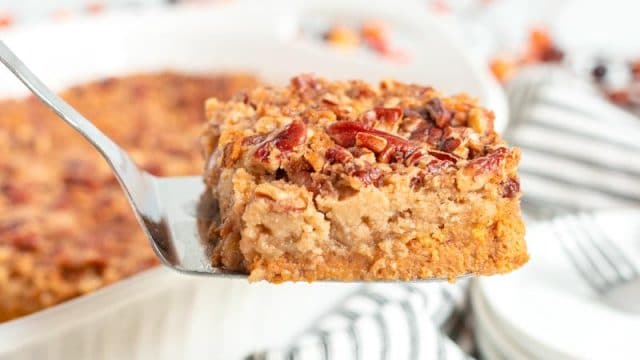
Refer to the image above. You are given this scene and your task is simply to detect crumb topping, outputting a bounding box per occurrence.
[203,74,513,197]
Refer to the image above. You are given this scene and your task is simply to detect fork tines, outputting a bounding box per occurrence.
[552,212,639,293]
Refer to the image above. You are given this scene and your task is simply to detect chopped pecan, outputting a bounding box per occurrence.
[325,146,353,164]
[361,107,403,128]
[1,221,39,251]
[254,120,307,161]
[403,148,427,166]
[409,160,455,187]
[409,121,445,147]
[291,74,321,92]
[284,158,334,195]
[327,121,455,166]
[345,82,377,98]
[427,149,459,162]
[467,147,509,174]
[367,107,403,126]
[400,109,425,133]
[11,232,39,251]
[429,127,446,146]
[426,159,454,174]
[440,138,461,153]
[347,163,384,186]
[501,178,520,198]
[326,121,369,147]
[355,132,388,152]
[425,98,452,128]
[1,184,30,204]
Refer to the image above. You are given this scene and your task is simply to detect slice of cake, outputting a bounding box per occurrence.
[201,74,527,282]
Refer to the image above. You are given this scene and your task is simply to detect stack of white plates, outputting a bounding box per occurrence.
[472,210,640,360]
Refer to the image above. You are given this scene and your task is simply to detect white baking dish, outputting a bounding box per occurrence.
[0,1,507,359]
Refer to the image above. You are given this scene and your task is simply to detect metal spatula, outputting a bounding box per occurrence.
[0,41,228,277]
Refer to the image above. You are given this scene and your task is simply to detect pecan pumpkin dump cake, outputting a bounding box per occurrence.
[0,72,258,322]
[202,75,528,282]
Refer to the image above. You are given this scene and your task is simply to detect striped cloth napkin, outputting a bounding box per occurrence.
[250,66,640,360]
[249,281,473,360]
[508,66,640,217]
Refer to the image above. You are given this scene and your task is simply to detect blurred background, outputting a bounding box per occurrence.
[0,0,639,359]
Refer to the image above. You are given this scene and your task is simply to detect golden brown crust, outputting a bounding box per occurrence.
[202,74,528,282]
[0,72,259,322]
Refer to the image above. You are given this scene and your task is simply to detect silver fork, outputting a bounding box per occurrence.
[552,212,640,313]
[505,65,556,137]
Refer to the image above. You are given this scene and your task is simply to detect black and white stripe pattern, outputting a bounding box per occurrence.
[506,67,640,215]
[250,281,471,360]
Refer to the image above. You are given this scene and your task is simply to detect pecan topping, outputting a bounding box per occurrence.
[425,98,452,128]
[1,184,30,204]
[327,121,420,162]
[426,149,458,163]
[291,74,321,92]
[347,163,384,186]
[345,83,377,98]
[361,107,403,127]
[284,158,333,195]
[468,147,508,173]
[326,121,370,147]
[327,121,458,166]
[426,159,455,174]
[440,138,461,153]
[325,146,353,164]
[409,121,445,147]
[376,107,403,125]
[254,120,307,161]
[11,233,39,251]
[400,109,425,133]
[501,178,520,198]
[355,132,388,152]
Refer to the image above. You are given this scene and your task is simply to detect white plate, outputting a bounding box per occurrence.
[0,1,507,359]
[471,282,534,360]
[478,210,640,360]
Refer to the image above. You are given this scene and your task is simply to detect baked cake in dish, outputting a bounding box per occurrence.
[202,74,528,282]
[0,72,258,322]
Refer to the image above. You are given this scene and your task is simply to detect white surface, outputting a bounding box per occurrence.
[0,1,507,359]
[552,0,640,58]
[478,210,640,360]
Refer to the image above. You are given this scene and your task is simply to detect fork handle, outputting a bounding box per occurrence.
[0,41,141,187]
